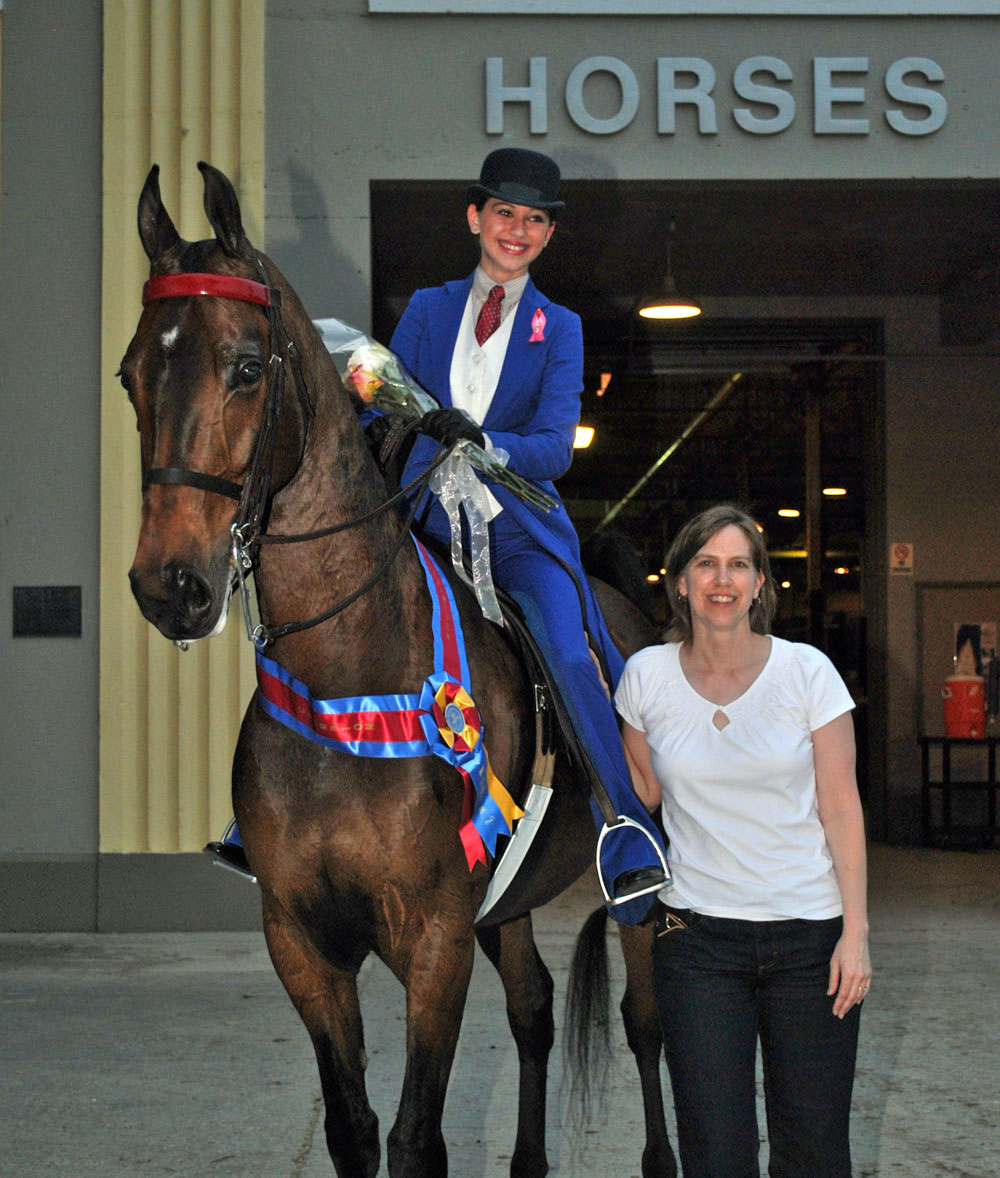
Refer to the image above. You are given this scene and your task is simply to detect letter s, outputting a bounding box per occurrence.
[733,56,795,135]
[885,57,947,136]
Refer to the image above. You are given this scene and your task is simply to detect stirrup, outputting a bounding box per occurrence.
[596,816,672,906]
[204,818,257,883]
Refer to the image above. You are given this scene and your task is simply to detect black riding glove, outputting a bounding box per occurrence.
[419,407,486,450]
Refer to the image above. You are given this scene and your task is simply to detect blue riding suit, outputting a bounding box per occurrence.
[391,272,666,924]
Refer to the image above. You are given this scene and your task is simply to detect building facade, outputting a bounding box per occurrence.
[2,0,998,929]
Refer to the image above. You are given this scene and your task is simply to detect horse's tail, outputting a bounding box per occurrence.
[580,527,655,620]
[562,905,612,1127]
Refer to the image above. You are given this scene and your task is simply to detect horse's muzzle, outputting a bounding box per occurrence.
[129,560,227,641]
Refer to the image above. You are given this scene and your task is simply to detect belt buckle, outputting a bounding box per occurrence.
[656,908,689,937]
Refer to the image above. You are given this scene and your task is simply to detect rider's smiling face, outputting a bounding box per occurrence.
[468,198,554,284]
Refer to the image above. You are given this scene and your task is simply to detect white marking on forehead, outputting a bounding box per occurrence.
[161,325,180,352]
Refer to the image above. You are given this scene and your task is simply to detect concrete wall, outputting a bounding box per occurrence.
[263,1,1000,848]
[263,2,1000,327]
[0,1,104,925]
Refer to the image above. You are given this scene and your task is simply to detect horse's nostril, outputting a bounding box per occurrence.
[163,563,214,619]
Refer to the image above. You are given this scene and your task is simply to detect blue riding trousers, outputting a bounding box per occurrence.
[652,908,861,1178]
[482,522,667,923]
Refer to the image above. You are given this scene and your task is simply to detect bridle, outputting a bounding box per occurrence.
[142,262,312,513]
[140,259,446,648]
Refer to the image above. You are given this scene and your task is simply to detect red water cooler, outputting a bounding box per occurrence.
[942,675,987,738]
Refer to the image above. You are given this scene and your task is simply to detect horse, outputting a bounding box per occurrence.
[122,160,676,1178]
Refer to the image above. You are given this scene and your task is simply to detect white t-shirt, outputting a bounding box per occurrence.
[615,636,855,920]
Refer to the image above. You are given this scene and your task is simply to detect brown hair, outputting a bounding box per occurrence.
[663,504,777,642]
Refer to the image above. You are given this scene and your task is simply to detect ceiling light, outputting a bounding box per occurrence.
[781,580,792,589]
[778,508,801,518]
[637,278,702,320]
[637,217,702,321]
[574,425,595,449]
[823,487,847,497]
[646,573,661,583]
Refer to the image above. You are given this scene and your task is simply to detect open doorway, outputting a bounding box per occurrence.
[370,180,889,802]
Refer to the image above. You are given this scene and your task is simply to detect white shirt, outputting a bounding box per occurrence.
[449,268,527,426]
[615,636,855,920]
[447,269,528,520]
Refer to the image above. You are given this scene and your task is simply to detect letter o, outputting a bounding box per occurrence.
[566,57,639,135]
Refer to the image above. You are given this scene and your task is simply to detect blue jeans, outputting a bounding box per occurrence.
[652,908,861,1178]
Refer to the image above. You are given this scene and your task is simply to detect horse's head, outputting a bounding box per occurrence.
[122,162,311,642]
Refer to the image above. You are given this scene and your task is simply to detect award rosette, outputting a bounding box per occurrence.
[419,672,523,860]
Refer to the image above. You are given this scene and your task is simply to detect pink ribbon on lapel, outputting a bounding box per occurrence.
[529,308,546,342]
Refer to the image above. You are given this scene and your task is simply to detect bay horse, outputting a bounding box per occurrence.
[122,161,675,1178]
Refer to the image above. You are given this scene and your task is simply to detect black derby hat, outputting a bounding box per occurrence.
[467,147,565,211]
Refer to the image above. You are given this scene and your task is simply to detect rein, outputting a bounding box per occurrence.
[141,262,446,647]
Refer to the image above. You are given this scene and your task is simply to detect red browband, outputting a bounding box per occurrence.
[142,272,273,307]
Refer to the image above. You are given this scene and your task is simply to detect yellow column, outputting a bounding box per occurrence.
[100,0,264,852]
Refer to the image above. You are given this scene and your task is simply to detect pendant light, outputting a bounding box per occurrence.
[637,217,702,320]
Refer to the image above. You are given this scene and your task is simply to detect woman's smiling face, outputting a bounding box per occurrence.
[678,524,766,633]
[468,198,554,283]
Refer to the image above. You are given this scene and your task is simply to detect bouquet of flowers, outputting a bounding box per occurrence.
[313,318,557,514]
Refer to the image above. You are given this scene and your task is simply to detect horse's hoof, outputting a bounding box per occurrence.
[511,1146,548,1178]
[642,1141,679,1178]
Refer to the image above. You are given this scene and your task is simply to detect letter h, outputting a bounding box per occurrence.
[486,57,548,135]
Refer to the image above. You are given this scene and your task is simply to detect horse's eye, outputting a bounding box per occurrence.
[237,358,264,387]
[117,367,135,401]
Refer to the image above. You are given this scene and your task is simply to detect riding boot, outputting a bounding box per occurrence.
[204,819,256,881]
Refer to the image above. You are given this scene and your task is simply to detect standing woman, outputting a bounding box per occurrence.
[616,503,871,1177]
[390,147,668,919]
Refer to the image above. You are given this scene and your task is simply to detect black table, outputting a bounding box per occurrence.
[918,736,999,848]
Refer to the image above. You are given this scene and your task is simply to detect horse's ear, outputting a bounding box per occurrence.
[199,160,252,259]
[138,164,182,263]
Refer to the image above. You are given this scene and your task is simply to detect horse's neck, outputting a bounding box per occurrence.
[255,346,430,696]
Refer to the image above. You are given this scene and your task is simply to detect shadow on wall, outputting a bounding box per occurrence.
[266,160,370,327]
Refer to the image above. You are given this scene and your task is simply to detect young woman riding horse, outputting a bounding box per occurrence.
[389,147,669,917]
[122,160,676,1178]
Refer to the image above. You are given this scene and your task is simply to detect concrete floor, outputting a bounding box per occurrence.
[2,843,998,1177]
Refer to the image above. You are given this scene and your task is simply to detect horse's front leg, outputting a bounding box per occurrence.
[261,895,381,1178]
[618,920,678,1178]
[386,914,477,1178]
[476,913,554,1178]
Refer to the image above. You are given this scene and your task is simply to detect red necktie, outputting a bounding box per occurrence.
[475,285,505,346]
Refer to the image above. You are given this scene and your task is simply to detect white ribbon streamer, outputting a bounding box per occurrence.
[430,444,509,625]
